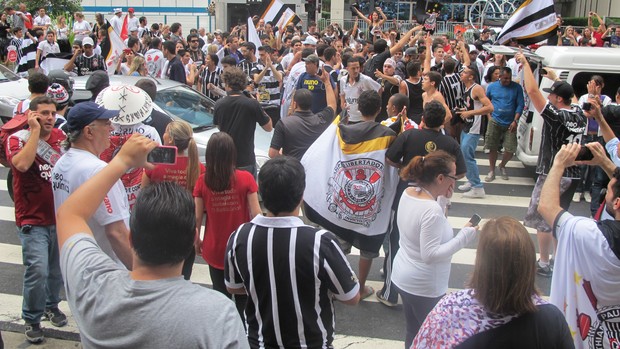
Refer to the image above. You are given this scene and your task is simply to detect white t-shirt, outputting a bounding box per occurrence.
[109,15,123,36]
[339,74,382,122]
[551,212,620,349]
[73,20,92,42]
[37,40,60,58]
[34,15,51,28]
[391,191,475,297]
[145,49,165,78]
[127,16,139,32]
[52,148,130,267]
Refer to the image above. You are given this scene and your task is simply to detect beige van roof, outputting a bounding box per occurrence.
[534,46,620,72]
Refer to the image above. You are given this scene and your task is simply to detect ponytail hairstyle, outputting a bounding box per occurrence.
[166,120,200,191]
[204,132,236,192]
[399,150,455,185]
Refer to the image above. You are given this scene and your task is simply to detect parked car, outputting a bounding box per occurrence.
[71,75,272,167]
[0,64,30,123]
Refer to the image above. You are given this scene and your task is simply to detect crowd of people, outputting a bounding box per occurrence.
[3,4,620,349]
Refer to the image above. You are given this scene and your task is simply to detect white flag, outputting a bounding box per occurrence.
[495,0,558,46]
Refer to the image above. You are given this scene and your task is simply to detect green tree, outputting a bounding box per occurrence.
[4,0,82,17]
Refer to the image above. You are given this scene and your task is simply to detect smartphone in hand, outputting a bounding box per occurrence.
[469,214,482,226]
[147,146,177,164]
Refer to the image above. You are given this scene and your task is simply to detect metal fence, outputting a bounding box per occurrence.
[317,19,470,36]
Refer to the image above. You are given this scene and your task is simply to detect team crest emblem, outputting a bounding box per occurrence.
[425,141,437,153]
[326,158,385,227]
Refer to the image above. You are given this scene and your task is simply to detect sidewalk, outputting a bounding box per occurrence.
[1,330,82,348]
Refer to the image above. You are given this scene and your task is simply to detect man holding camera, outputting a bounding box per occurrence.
[515,52,586,277]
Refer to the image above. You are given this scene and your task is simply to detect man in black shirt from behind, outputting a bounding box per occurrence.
[214,67,272,177]
[269,69,337,161]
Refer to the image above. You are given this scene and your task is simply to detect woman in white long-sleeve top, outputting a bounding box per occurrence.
[391,150,478,348]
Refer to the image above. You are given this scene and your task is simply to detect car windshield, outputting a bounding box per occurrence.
[154,85,215,128]
[0,65,21,82]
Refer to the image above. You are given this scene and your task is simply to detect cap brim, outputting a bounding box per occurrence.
[98,109,119,119]
[542,87,553,94]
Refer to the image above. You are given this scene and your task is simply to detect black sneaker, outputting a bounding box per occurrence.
[43,307,68,327]
[25,322,44,343]
[536,260,553,277]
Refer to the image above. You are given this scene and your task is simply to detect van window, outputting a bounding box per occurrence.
[571,72,620,102]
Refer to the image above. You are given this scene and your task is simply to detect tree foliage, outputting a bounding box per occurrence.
[3,0,82,17]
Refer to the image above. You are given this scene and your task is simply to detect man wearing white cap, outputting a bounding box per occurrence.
[64,37,106,76]
[95,85,161,211]
[109,8,123,36]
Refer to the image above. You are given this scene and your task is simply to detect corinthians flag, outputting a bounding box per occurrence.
[261,0,301,29]
[301,117,398,252]
[495,0,558,46]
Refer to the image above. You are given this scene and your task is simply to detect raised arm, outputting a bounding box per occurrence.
[515,52,547,113]
[389,25,423,56]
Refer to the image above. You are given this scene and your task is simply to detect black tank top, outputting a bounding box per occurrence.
[405,79,424,125]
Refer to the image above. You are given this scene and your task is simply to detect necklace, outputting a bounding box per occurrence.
[415,186,435,200]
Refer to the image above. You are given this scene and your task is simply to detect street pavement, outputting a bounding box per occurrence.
[0,145,592,347]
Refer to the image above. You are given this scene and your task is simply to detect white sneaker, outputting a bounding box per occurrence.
[584,192,592,203]
[463,187,485,198]
[572,192,581,203]
[458,182,472,191]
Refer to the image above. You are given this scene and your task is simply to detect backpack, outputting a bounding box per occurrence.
[0,101,29,167]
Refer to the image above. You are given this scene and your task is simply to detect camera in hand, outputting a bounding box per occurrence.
[575,145,594,161]
[582,102,592,111]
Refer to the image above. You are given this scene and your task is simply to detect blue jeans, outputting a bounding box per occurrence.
[460,132,482,188]
[18,225,63,324]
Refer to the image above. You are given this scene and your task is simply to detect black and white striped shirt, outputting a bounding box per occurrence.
[251,61,283,107]
[439,73,465,110]
[198,66,223,101]
[537,103,587,177]
[225,215,359,349]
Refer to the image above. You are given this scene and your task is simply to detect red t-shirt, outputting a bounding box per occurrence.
[193,170,257,269]
[144,156,206,190]
[593,31,604,47]
[7,129,66,226]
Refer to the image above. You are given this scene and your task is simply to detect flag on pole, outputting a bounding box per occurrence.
[247,17,262,49]
[15,38,37,75]
[495,0,558,46]
[261,0,301,29]
[105,24,128,75]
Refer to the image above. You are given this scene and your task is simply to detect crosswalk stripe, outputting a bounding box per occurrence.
[457,175,536,186]
[475,158,525,169]
[450,193,532,207]
[0,179,6,191]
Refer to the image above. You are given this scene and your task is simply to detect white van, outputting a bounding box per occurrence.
[514,46,620,167]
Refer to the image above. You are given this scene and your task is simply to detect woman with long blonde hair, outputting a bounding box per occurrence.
[142,120,204,280]
[127,55,147,76]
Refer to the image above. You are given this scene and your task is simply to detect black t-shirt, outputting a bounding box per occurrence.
[364,49,391,81]
[214,93,270,167]
[537,103,586,177]
[166,56,186,85]
[270,107,335,161]
[404,79,424,124]
[386,128,466,209]
[142,110,172,141]
[457,304,574,349]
